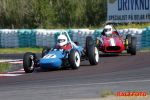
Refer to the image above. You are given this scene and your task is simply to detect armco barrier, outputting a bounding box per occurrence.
[18,29,36,47]
[1,29,19,48]
[146,30,150,47]
[0,27,150,50]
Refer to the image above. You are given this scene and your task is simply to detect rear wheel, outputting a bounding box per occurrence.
[88,44,99,65]
[131,37,136,55]
[126,34,131,53]
[23,52,35,73]
[86,36,94,57]
[69,49,81,69]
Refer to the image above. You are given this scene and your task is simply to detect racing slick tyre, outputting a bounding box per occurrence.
[86,36,94,57]
[126,34,132,53]
[131,37,137,55]
[42,47,51,58]
[23,52,35,73]
[88,44,99,65]
[69,49,81,69]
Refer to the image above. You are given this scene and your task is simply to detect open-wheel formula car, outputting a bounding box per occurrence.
[96,23,137,55]
[23,30,99,73]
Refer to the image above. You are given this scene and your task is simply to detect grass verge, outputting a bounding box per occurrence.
[0,47,43,54]
[65,89,150,100]
[137,47,150,52]
[48,22,150,30]
[99,89,116,98]
[0,62,12,73]
[0,47,150,54]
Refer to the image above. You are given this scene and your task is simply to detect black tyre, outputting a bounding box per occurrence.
[42,47,51,58]
[88,44,99,65]
[126,34,132,53]
[131,37,136,55]
[69,49,81,69]
[86,36,94,57]
[23,52,35,73]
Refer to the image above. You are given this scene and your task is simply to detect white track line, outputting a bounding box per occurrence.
[9,61,23,64]
[8,71,25,74]
[0,59,22,62]
[0,74,22,76]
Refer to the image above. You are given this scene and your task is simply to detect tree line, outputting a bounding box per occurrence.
[0,0,107,29]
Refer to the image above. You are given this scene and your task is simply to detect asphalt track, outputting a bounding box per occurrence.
[0,52,150,100]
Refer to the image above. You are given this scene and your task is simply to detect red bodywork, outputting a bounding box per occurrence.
[101,36,125,53]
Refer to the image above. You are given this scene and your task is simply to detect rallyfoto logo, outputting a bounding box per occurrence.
[109,0,116,3]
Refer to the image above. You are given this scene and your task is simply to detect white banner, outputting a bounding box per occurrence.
[107,0,150,23]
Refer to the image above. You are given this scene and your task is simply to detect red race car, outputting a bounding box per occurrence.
[96,23,137,55]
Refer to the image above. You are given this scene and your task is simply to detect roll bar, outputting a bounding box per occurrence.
[60,30,73,48]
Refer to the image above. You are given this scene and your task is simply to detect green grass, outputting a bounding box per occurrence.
[0,47,150,54]
[113,22,150,29]
[137,47,150,52]
[99,89,116,98]
[0,47,43,54]
[38,22,150,30]
[99,22,150,30]
[0,62,12,73]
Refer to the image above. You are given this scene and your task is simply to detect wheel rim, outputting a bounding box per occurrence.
[29,55,34,70]
[95,47,99,62]
[75,51,80,67]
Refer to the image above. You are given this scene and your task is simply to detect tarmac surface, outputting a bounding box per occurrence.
[0,52,150,100]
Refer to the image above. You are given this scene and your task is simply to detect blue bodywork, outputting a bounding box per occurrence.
[39,44,83,69]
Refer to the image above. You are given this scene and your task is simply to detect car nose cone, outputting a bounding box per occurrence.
[39,58,62,69]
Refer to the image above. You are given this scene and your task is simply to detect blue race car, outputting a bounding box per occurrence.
[23,31,99,73]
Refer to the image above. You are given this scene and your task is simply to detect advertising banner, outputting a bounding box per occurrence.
[107,0,150,23]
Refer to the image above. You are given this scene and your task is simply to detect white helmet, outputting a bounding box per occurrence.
[57,35,67,46]
[104,25,112,36]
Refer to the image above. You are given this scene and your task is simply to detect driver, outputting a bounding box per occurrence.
[102,25,113,37]
[97,25,113,45]
[97,25,118,44]
[56,34,72,50]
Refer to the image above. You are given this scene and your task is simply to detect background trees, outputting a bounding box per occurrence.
[0,0,107,29]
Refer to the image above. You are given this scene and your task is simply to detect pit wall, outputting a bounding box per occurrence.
[0,27,150,50]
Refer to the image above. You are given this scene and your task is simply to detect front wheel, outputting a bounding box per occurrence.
[69,49,81,69]
[88,44,99,65]
[23,52,35,73]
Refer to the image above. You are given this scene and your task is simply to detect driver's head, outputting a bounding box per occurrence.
[57,34,67,46]
[104,25,112,36]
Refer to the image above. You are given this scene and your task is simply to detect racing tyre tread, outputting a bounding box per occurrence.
[23,52,35,73]
[88,44,99,65]
[131,37,136,55]
[86,36,94,57]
